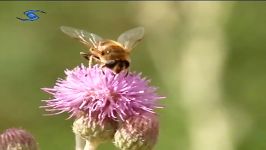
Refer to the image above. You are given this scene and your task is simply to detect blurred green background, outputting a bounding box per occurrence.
[0,2,266,150]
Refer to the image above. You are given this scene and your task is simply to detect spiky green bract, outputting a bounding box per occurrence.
[73,114,118,145]
[114,112,159,150]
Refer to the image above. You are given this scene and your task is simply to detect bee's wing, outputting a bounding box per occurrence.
[60,26,103,48]
[117,27,145,51]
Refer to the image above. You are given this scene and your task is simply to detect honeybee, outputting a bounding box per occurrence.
[60,26,145,73]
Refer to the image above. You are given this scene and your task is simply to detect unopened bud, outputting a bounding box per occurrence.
[114,112,159,150]
[73,114,117,145]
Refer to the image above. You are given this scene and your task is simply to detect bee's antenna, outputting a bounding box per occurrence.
[80,52,89,59]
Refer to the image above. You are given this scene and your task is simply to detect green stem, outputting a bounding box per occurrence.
[75,134,85,150]
[84,140,98,150]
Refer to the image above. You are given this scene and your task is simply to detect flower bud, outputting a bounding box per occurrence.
[0,128,38,150]
[73,114,117,144]
[114,113,159,150]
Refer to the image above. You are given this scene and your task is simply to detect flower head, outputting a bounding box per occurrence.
[42,64,163,122]
[0,128,38,150]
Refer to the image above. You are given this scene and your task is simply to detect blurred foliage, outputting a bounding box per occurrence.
[0,2,265,150]
[224,3,266,150]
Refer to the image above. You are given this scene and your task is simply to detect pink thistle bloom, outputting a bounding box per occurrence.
[41,64,164,122]
[0,128,38,150]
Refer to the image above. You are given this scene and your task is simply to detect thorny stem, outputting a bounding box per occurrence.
[84,140,99,150]
[75,134,86,150]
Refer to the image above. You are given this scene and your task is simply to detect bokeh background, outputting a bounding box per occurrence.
[0,1,266,150]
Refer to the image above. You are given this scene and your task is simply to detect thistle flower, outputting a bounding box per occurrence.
[42,64,163,122]
[0,128,38,150]
[41,64,164,149]
[113,112,159,150]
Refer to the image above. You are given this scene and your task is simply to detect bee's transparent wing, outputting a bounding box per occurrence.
[117,27,145,51]
[60,26,103,48]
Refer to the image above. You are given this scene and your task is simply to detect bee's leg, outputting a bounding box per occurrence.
[89,56,102,68]
[99,64,104,69]
[80,52,93,68]
[98,64,105,75]
[92,56,101,63]
[124,68,129,77]
[91,56,102,67]
[88,55,94,68]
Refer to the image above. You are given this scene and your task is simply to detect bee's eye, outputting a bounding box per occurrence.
[101,50,110,55]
